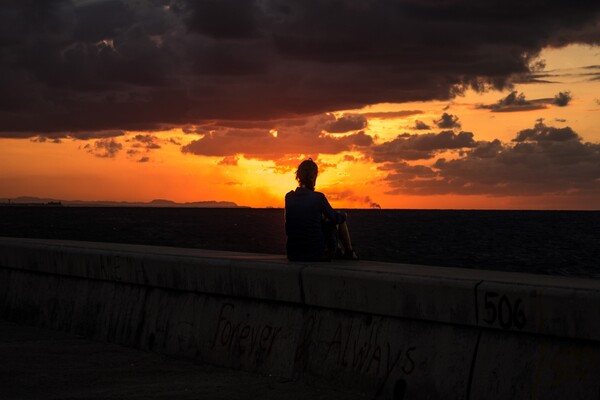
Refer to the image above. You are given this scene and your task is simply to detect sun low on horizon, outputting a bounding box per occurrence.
[1,2,600,210]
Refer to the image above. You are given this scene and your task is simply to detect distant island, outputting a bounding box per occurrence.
[0,197,245,208]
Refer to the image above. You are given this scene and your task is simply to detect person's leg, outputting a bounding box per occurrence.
[322,218,339,260]
[338,221,352,253]
[338,213,358,260]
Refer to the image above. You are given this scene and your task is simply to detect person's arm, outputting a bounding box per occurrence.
[284,191,293,236]
[321,194,346,224]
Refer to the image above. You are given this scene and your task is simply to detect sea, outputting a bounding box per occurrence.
[1,207,599,278]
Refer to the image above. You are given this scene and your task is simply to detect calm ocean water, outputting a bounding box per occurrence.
[1,207,599,278]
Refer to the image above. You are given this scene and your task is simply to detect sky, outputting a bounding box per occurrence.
[1,0,600,209]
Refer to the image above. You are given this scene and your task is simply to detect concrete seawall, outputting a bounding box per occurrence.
[1,237,599,399]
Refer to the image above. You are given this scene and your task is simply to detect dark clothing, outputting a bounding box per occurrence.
[285,187,346,261]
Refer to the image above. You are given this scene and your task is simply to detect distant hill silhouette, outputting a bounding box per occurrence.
[1,196,244,208]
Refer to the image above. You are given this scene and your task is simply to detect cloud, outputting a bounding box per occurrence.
[469,139,503,159]
[202,117,310,131]
[360,110,423,120]
[69,130,126,140]
[181,113,374,161]
[378,161,436,179]
[553,91,572,107]
[0,130,125,140]
[434,113,462,129]
[479,91,545,112]
[512,119,578,142]
[382,121,600,197]
[84,138,123,158]
[414,120,431,130]
[30,136,61,144]
[370,130,476,162]
[579,65,600,81]
[218,155,239,166]
[323,114,367,133]
[477,90,572,112]
[137,156,150,163]
[509,73,559,84]
[1,1,599,136]
[513,65,600,83]
[129,134,162,150]
[132,134,156,144]
[184,0,260,40]
[322,189,380,208]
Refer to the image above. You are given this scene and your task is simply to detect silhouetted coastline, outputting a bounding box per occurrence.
[1,207,598,278]
[0,197,244,208]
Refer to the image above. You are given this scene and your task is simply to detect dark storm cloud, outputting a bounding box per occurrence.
[548,16,600,56]
[370,130,476,162]
[477,91,572,112]
[434,113,462,129]
[1,0,600,136]
[382,121,600,197]
[184,0,260,40]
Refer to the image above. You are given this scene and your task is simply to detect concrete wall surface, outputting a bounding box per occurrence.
[1,237,599,399]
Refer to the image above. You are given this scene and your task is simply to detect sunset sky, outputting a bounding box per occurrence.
[1,1,599,209]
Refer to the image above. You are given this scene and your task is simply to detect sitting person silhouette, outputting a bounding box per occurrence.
[285,159,358,261]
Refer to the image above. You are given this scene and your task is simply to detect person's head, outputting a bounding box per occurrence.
[296,158,318,190]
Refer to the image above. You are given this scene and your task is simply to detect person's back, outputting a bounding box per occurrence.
[284,159,357,261]
[285,187,338,261]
